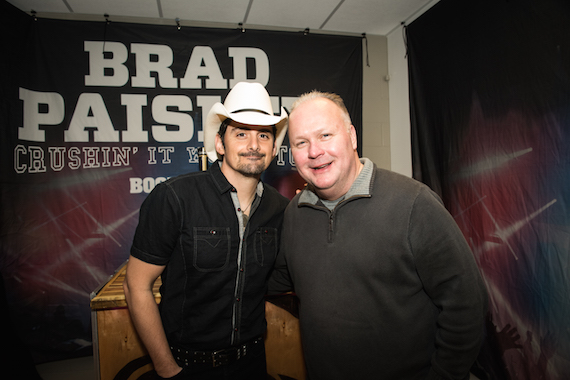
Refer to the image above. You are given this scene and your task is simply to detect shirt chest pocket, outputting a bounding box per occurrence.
[193,227,231,272]
[254,227,278,267]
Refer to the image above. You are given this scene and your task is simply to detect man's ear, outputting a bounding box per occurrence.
[215,133,225,157]
[349,125,358,150]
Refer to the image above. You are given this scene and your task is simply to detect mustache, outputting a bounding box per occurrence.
[239,152,266,158]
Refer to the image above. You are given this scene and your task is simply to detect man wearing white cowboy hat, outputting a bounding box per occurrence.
[124,82,289,379]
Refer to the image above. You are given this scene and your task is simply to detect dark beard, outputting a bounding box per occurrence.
[237,153,266,175]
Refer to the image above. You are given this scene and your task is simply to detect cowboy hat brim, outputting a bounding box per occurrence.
[204,102,288,162]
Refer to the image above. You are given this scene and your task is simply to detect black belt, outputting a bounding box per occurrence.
[171,336,263,368]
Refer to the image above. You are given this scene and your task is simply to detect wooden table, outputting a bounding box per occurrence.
[90,262,305,380]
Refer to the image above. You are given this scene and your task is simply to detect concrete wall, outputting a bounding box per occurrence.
[362,32,412,177]
[363,1,440,178]
[362,35,391,170]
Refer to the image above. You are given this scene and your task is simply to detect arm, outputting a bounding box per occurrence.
[123,256,181,378]
[267,208,294,295]
[410,188,488,379]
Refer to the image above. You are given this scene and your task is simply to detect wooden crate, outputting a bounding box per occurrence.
[90,262,306,380]
[90,261,160,380]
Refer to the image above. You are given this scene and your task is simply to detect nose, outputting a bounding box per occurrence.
[307,141,323,159]
[247,134,259,151]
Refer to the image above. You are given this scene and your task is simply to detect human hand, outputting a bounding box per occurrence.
[496,323,522,350]
[296,183,308,194]
[156,365,184,379]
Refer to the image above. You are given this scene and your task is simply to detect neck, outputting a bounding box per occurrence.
[219,161,260,208]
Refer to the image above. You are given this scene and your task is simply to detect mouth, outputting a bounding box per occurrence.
[311,162,331,171]
[240,153,265,159]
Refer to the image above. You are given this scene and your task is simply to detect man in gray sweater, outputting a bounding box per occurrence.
[269,90,488,379]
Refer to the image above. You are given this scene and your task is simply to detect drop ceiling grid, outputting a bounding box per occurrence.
[246,0,341,31]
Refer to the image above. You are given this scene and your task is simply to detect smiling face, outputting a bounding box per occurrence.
[288,97,361,200]
[215,120,277,179]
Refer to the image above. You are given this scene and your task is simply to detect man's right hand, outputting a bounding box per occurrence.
[156,365,184,379]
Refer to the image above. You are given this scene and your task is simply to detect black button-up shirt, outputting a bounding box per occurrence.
[131,162,289,350]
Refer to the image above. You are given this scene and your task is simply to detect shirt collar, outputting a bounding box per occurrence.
[210,160,264,197]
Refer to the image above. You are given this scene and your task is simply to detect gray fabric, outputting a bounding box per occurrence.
[269,160,488,380]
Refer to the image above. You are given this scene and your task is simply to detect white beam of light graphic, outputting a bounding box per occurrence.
[452,147,533,180]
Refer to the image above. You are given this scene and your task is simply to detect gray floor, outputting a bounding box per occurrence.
[36,356,96,380]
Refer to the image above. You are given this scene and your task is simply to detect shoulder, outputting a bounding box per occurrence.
[262,182,290,209]
[165,170,208,186]
[374,168,439,198]
[370,168,444,214]
[142,171,210,207]
[158,170,211,193]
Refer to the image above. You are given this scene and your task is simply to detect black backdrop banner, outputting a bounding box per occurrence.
[407,0,570,379]
[0,2,362,363]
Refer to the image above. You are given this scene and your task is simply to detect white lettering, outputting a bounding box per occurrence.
[129,176,168,194]
[83,43,274,91]
[276,146,288,166]
[157,147,175,164]
[228,47,270,87]
[147,146,157,164]
[68,147,81,170]
[130,177,142,193]
[186,146,199,163]
[14,145,137,173]
[121,94,149,142]
[152,95,194,142]
[18,88,65,142]
[84,41,129,87]
[83,147,100,169]
[131,43,177,88]
[66,93,119,142]
[48,147,66,171]
[101,147,111,167]
[14,144,27,173]
[180,46,227,89]
[28,146,47,173]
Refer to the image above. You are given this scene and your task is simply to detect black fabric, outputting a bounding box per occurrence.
[131,162,289,349]
[0,3,362,364]
[406,0,570,379]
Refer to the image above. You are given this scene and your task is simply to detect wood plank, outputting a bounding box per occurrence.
[96,308,154,379]
[91,262,161,310]
[91,263,306,380]
[265,301,307,380]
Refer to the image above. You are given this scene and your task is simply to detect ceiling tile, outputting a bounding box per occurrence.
[327,0,435,35]
[7,0,70,14]
[6,0,438,36]
[67,0,160,19]
[247,0,340,31]
[161,0,251,25]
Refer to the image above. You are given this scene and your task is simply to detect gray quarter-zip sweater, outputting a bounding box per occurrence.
[269,158,488,380]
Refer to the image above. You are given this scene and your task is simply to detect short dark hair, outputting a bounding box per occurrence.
[217,118,232,141]
[217,118,277,146]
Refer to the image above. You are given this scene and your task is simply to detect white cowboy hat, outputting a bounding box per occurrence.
[204,82,288,162]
